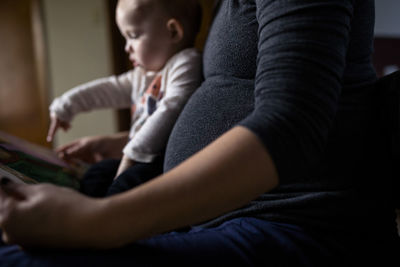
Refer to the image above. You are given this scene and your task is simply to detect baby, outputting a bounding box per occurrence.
[47,0,202,195]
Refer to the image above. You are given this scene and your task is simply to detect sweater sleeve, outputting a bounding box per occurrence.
[123,50,202,162]
[239,0,354,183]
[49,71,133,122]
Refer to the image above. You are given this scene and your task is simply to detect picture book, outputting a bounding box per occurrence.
[0,131,86,190]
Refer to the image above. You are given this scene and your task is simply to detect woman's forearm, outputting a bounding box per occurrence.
[99,126,279,247]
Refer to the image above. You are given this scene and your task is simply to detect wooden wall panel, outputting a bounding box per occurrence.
[0,0,49,147]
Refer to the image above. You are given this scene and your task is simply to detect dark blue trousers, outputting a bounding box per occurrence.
[0,217,347,267]
[1,217,399,266]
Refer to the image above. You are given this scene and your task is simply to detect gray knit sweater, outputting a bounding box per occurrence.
[165,0,398,238]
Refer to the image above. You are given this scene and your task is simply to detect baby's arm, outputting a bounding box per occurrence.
[122,50,202,165]
[47,71,133,142]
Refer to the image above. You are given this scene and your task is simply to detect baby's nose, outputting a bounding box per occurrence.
[125,42,133,53]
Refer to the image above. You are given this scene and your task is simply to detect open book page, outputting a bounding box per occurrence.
[0,131,85,190]
[0,164,38,184]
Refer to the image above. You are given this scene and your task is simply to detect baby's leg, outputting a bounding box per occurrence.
[106,157,164,196]
[80,159,120,197]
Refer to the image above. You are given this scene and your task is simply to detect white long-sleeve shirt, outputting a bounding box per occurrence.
[50,48,202,163]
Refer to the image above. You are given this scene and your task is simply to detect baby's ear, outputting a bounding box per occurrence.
[166,18,184,43]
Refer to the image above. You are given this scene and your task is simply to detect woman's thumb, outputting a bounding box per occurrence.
[0,177,27,200]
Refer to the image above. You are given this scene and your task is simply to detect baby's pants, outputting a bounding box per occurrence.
[80,157,163,197]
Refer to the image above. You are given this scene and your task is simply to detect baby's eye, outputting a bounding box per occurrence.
[127,32,140,39]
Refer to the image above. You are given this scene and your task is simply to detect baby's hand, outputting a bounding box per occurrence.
[47,114,71,142]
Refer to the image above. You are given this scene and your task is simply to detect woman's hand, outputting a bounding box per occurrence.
[0,177,110,249]
[56,132,129,164]
[0,127,279,250]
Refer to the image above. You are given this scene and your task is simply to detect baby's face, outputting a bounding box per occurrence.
[116,0,175,71]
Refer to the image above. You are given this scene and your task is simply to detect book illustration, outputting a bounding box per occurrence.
[0,130,69,168]
[0,131,84,190]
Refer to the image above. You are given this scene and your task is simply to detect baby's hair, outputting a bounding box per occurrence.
[118,0,202,46]
[158,0,202,46]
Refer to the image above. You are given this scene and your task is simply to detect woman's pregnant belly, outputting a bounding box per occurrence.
[164,76,255,171]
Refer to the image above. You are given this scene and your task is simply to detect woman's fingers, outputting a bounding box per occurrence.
[0,177,27,200]
[0,177,25,242]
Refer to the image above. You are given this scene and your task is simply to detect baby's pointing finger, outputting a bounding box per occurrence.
[47,119,60,143]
